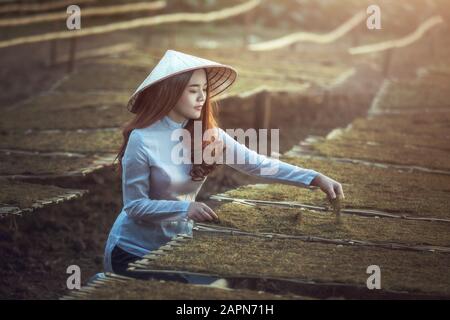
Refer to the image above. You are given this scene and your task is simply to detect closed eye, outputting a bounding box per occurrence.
[190,88,207,93]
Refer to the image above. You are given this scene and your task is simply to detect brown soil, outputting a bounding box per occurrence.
[0,167,122,299]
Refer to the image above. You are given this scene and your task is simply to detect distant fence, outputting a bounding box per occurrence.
[0,0,261,49]
[348,15,444,77]
[349,15,444,55]
[247,11,366,51]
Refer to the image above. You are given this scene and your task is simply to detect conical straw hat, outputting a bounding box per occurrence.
[127,49,238,113]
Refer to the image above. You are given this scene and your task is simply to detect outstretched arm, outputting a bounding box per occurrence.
[218,128,344,200]
[218,128,318,186]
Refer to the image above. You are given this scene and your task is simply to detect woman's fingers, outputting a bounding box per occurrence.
[330,181,344,199]
[336,182,345,199]
[195,205,216,222]
[201,204,218,220]
[198,208,212,221]
[315,174,345,201]
[208,208,219,220]
[187,202,219,222]
[327,186,337,201]
[193,212,204,222]
[189,213,200,222]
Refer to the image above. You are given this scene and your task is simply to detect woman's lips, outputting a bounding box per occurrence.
[194,106,202,110]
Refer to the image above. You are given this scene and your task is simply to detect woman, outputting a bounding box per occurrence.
[103,49,345,280]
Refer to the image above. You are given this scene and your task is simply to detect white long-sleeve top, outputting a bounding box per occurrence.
[103,115,319,272]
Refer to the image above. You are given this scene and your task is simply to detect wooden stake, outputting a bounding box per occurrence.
[166,24,176,48]
[67,37,77,73]
[382,48,393,78]
[295,211,303,225]
[143,29,152,49]
[49,39,57,67]
[322,89,330,106]
[48,21,58,67]
[254,90,271,130]
[243,11,251,46]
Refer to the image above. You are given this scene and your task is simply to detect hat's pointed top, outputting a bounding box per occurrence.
[127,50,238,113]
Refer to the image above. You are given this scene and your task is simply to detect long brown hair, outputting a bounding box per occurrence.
[114,68,222,181]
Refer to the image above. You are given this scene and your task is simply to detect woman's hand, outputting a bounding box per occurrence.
[187,202,218,222]
[310,173,345,201]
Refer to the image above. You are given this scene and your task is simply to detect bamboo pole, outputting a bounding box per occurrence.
[0,0,95,14]
[248,11,366,51]
[349,15,444,55]
[67,37,77,73]
[382,48,393,78]
[254,90,271,130]
[48,21,58,67]
[210,194,450,224]
[0,1,166,27]
[0,0,262,49]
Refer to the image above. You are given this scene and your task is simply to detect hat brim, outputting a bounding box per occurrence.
[127,65,237,114]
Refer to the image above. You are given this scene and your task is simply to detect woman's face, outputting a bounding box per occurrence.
[169,69,208,122]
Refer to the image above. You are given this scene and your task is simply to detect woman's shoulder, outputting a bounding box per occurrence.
[130,121,164,139]
[125,129,158,164]
[128,127,159,151]
[126,129,146,153]
[131,126,160,141]
[129,128,145,142]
